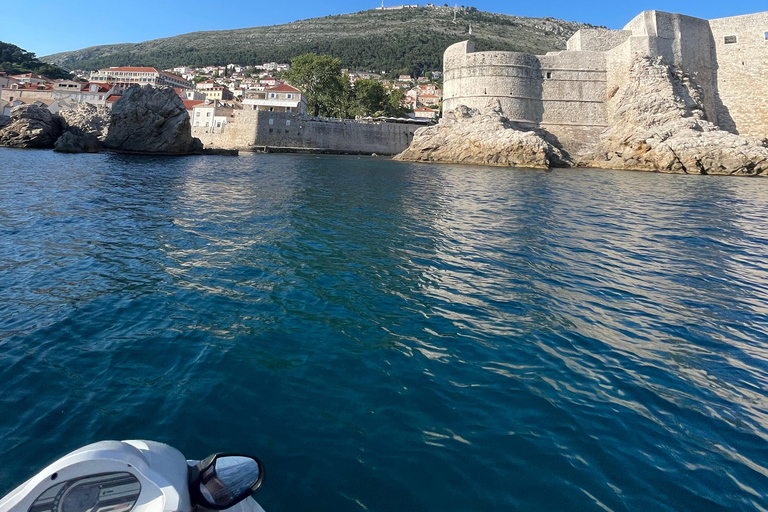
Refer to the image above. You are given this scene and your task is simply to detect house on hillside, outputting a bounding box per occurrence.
[191,100,240,133]
[1,78,119,111]
[10,73,50,85]
[242,84,307,114]
[413,106,438,119]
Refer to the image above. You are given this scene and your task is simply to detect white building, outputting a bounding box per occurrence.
[89,67,193,90]
[242,84,307,114]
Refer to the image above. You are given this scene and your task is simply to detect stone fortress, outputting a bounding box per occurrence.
[442,10,768,156]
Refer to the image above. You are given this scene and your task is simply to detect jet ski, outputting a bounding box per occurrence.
[0,440,265,512]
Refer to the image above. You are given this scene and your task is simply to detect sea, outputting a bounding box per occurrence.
[1,147,768,511]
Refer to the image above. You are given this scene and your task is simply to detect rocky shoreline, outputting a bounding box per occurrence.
[397,56,768,176]
[0,85,202,156]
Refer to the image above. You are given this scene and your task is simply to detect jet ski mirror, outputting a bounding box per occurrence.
[189,453,265,509]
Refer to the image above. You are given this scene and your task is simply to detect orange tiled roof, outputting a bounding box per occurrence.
[82,83,112,93]
[183,100,205,109]
[266,83,300,93]
[101,67,158,73]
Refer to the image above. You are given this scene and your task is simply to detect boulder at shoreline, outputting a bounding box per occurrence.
[394,101,565,169]
[102,85,203,155]
[55,103,111,153]
[0,104,63,148]
[589,55,768,175]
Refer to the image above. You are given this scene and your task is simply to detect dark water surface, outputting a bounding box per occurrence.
[2,148,768,511]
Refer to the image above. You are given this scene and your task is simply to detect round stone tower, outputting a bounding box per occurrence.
[442,40,542,123]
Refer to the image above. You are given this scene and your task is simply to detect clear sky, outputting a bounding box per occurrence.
[1,0,765,58]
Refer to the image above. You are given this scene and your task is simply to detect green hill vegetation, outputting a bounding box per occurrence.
[0,42,72,79]
[41,6,598,75]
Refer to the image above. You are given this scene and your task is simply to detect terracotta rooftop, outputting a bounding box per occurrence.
[183,100,205,109]
[100,67,158,73]
[266,83,300,93]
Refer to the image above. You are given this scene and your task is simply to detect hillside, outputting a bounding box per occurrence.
[0,41,72,79]
[41,6,598,75]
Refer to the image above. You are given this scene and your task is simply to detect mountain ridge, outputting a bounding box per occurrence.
[41,7,600,75]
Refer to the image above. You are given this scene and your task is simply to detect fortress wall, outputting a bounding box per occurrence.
[566,29,632,52]
[536,51,608,154]
[253,111,417,155]
[192,110,416,154]
[193,110,260,149]
[538,51,608,126]
[709,12,768,137]
[623,11,657,36]
[649,12,718,123]
[443,41,541,122]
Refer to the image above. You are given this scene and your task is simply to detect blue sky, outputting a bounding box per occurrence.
[2,0,765,58]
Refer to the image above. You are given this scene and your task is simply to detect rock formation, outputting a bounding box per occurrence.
[591,56,768,175]
[0,104,63,148]
[55,103,111,153]
[394,101,565,169]
[102,85,202,155]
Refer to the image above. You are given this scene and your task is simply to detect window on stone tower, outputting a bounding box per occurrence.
[764,31,768,40]
[724,35,737,44]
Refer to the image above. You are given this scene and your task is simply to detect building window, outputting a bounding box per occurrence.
[207,112,210,117]
[268,118,274,125]
[545,72,552,79]
[286,120,291,126]
[269,93,276,98]
[724,35,737,44]
[286,94,292,99]
[764,31,768,40]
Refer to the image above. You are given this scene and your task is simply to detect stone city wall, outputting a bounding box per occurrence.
[441,9,768,156]
[193,110,418,155]
[567,29,631,52]
[253,111,417,155]
[443,40,612,154]
[709,12,768,137]
[443,41,541,122]
[192,110,260,149]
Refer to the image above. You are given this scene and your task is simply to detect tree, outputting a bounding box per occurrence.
[386,89,409,118]
[353,79,387,117]
[0,41,72,79]
[284,53,346,117]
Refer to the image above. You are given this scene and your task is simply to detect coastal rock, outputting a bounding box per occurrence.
[592,56,768,175]
[54,103,112,153]
[59,103,111,140]
[54,130,101,153]
[395,101,564,169]
[0,104,63,148]
[102,85,203,155]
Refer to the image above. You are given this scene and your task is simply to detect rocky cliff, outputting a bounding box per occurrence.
[398,55,768,175]
[102,85,202,155]
[0,104,63,148]
[394,101,565,169]
[55,103,111,153]
[590,56,768,175]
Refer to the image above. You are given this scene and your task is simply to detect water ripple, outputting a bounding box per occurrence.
[1,150,768,511]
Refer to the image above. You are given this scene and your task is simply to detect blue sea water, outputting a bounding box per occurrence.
[1,147,768,511]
